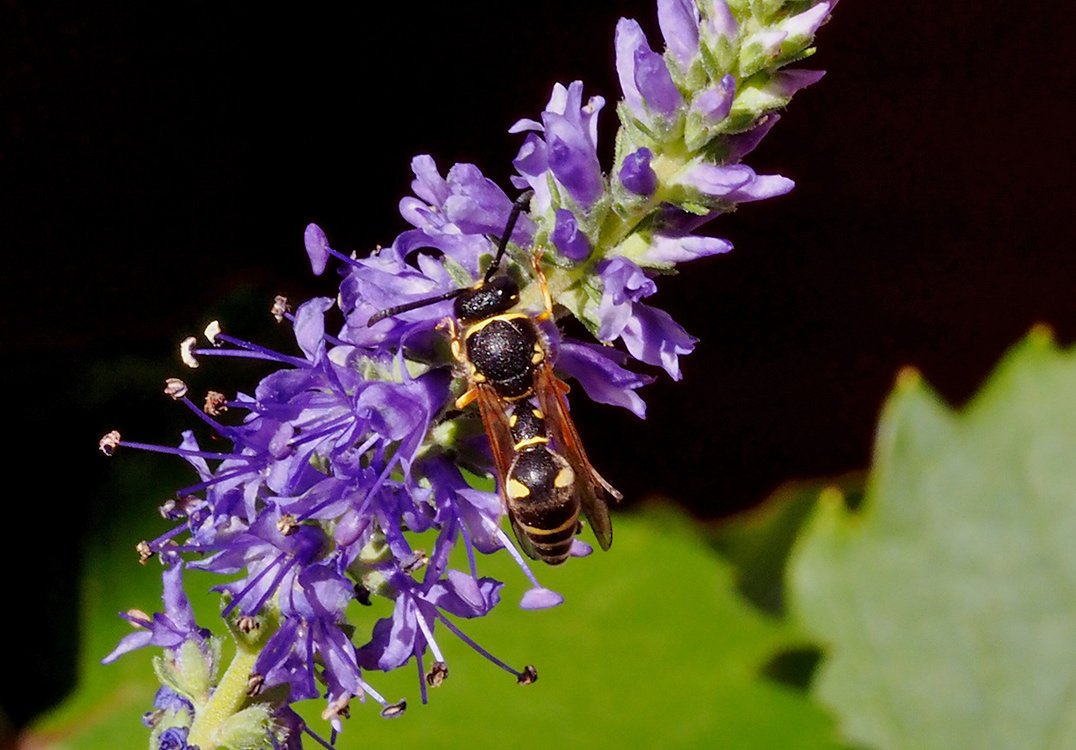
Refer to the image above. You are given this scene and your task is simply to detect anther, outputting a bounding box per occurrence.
[203,320,222,345]
[380,700,407,719]
[204,391,228,416]
[236,615,260,634]
[125,608,151,627]
[320,694,351,722]
[401,551,428,574]
[517,665,538,685]
[136,540,153,564]
[271,295,289,323]
[179,337,199,368]
[276,513,300,536]
[425,661,449,688]
[247,673,265,697]
[99,430,122,456]
[163,378,188,400]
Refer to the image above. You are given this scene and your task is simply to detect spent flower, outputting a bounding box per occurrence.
[102,0,831,746]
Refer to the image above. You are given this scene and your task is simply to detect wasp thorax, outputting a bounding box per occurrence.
[454,276,519,323]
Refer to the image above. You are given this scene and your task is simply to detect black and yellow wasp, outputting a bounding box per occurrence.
[368,193,621,564]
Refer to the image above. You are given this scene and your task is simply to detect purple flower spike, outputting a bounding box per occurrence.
[551,208,591,261]
[105,0,835,738]
[619,148,658,197]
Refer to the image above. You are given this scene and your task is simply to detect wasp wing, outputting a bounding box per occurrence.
[473,384,541,561]
[534,361,620,551]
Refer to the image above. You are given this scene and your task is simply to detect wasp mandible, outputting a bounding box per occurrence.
[368,193,621,564]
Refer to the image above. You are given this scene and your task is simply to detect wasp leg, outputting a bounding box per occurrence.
[529,248,555,323]
[456,387,479,410]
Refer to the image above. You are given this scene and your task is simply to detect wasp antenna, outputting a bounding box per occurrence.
[484,190,535,284]
[367,287,466,327]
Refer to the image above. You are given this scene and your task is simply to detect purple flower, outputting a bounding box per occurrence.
[616,18,684,122]
[673,161,794,204]
[690,75,736,126]
[596,257,697,380]
[619,148,658,197]
[511,81,605,211]
[557,340,655,418]
[104,564,208,663]
[551,208,591,261]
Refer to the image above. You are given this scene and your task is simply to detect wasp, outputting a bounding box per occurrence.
[368,193,621,564]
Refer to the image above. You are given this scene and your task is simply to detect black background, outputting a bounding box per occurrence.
[3,0,1074,734]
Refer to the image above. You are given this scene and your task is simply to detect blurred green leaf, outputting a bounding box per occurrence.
[27,457,222,750]
[789,328,1076,750]
[304,503,848,750]
[711,474,864,617]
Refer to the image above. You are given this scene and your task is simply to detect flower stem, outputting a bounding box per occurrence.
[187,644,260,749]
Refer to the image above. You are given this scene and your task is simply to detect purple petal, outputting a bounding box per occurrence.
[781,2,831,40]
[619,148,657,197]
[634,45,683,116]
[658,0,701,72]
[409,154,450,208]
[690,75,735,124]
[644,234,733,264]
[675,162,754,197]
[725,114,780,162]
[765,68,826,99]
[303,224,330,276]
[597,257,658,341]
[521,587,564,610]
[703,0,738,40]
[615,18,648,118]
[724,173,795,203]
[293,296,333,361]
[557,340,654,418]
[551,208,591,261]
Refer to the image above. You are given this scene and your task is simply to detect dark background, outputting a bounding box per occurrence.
[3,0,1074,734]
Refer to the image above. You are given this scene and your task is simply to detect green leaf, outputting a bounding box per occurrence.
[293,504,848,750]
[789,328,1076,750]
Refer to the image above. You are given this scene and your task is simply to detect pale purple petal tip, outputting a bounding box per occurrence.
[645,234,733,264]
[303,223,330,276]
[569,539,594,558]
[521,587,565,610]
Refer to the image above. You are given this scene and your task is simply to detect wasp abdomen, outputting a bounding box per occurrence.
[465,316,542,400]
[506,445,579,565]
